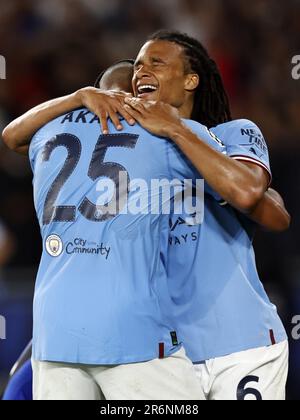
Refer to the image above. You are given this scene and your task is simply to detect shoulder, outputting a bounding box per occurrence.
[182,119,207,133]
[212,119,262,134]
[211,119,267,148]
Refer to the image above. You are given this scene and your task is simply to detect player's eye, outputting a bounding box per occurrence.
[134,62,143,71]
[152,59,164,66]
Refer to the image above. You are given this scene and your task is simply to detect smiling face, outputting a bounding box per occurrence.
[133,40,199,118]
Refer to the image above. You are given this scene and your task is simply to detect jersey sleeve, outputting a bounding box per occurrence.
[212,119,272,183]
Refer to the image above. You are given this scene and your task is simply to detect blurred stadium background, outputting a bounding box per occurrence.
[0,0,299,400]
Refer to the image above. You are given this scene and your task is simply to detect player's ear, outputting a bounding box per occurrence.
[185,74,199,92]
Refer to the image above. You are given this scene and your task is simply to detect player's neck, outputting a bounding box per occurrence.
[178,96,194,120]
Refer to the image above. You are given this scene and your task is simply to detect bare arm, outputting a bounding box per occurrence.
[2,92,82,155]
[2,88,135,155]
[166,124,270,213]
[166,132,290,231]
[124,98,269,213]
[173,137,290,231]
[124,98,291,232]
[164,123,290,232]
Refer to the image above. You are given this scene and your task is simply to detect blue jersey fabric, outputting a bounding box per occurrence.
[2,360,32,401]
[168,119,287,363]
[29,110,224,365]
[215,119,272,181]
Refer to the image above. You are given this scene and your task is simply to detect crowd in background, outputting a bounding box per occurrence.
[0,0,299,399]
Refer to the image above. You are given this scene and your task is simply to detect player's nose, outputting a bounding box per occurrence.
[134,64,152,80]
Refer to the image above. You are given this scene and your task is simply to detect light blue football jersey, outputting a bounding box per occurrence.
[29,109,224,365]
[168,119,287,363]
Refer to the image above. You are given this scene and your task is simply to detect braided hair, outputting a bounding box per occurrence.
[148,30,232,128]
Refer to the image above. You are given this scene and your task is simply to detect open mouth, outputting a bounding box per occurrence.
[137,84,158,98]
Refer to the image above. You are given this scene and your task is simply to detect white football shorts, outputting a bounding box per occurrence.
[194,340,289,400]
[32,347,205,400]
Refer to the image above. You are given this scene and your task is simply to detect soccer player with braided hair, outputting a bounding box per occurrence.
[123,30,289,400]
[3,31,289,400]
